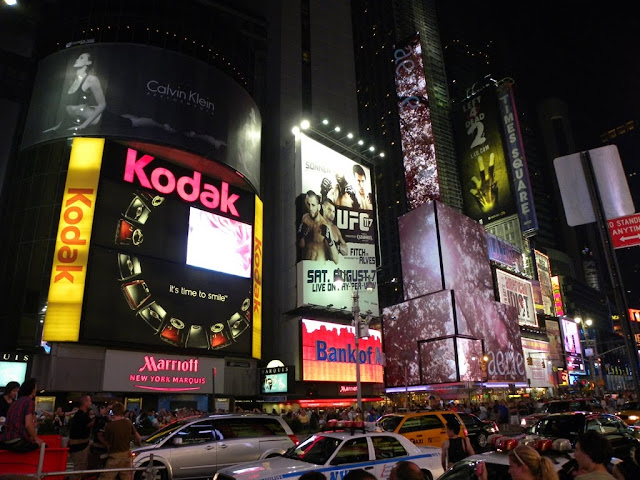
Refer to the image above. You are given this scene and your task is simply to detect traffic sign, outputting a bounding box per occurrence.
[608,212,640,249]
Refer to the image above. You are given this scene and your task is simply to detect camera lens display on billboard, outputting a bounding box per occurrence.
[82,141,255,354]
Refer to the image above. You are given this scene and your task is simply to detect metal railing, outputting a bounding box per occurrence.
[24,446,166,480]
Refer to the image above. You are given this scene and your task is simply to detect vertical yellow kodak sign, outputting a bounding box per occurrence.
[252,196,263,359]
[43,138,104,342]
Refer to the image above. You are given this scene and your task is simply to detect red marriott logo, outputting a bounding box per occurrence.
[139,356,199,373]
[124,148,240,217]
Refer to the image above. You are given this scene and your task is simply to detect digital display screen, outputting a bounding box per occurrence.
[187,208,252,278]
[82,142,256,354]
[0,362,27,388]
[261,373,288,394]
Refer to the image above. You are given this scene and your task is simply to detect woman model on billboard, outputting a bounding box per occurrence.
[43,52,106,132]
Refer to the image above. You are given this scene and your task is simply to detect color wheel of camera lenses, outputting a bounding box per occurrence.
[114,190,252,349]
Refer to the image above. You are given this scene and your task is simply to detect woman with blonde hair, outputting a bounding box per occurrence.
[475,444,559,480]
[507,445,559,480]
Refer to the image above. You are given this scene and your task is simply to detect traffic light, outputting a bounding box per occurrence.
[527,356,533,366]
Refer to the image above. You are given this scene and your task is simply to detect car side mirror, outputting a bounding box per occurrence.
[173,437,183,446]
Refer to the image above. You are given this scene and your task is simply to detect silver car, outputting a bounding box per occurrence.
[132,414,299,480]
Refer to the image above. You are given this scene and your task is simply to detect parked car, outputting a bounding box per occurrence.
[520,398,604,430]
[615,401,640,425]
[214,430,444,480]
[527,412,639,458]
[376,410,467,448]
[132,414,299,480]
[456,413,499,449]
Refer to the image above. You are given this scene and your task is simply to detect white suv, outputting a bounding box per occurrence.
[132,414,299,480]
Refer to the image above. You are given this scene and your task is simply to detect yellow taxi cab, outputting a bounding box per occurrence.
[375,410,467,448]
[616,401,640,426]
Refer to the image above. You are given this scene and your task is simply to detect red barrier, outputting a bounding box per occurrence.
[0,443,68,480]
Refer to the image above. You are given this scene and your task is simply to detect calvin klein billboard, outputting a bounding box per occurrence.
[21,43,261,192]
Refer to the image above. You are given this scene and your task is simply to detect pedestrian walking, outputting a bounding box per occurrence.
[69,395,95,479]
[441,422,474,470]
[100,402,141,480]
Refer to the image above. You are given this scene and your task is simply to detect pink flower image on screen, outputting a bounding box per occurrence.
[187,207,252,278]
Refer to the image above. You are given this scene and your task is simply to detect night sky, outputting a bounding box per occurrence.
[436,1,640,308]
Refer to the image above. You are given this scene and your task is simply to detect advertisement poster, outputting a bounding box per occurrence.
[394,34,440,210]
[560,317,585,373]
[454,87,515,225]
[522,339,553,388]
[295,134,379,316]
[82,142,257,355]
[302,319,384,383]
[545,319,565,366]
[495,269,537,327]
[534,250,554,316]
[260,366,292,394]
[21,43,261,192]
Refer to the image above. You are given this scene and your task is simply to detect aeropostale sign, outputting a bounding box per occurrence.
[103,349,224,393]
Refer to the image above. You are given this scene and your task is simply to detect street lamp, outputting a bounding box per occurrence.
[333,269,375,412]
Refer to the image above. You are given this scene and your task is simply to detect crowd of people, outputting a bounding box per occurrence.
[2,380,640,480]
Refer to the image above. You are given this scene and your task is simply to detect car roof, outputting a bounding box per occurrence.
[462,450,574,468]
[199,413,283,419]
[380,410,460,416]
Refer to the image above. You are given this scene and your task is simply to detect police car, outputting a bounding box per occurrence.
[213,429,443,480]
[436,434,583,480]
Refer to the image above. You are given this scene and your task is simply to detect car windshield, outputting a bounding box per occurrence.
[378,416,403,432]
[533,416,583,439]
[142,419,190,445]
[620,402,640,410]
[283,435,342,465]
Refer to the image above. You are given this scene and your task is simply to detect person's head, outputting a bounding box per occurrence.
[322,198,336,223]
[298,472,327,480]
[342,469,377,480]
[390,461,423,480]
[18,378,37,398]
[508,445,558,480]
[79,394,92,410]
[74,52,93,68]
[3,381,20,399]
[305,190,321,219]
[574,430,614,471]
[613,459,640,480]
[111,402,126,417]
[352,165,367,196]
[446,421,460,438]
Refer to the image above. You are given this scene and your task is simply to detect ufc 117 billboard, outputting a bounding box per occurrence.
[302,319,384,383]
[295,134,379,316]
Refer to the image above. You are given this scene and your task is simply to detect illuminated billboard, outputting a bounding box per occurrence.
[551,275,564,317]
[486,233,523,272]
[21,43,261,192]
[302,319,384,383]
[44,138,104,342]
[495,269,537,327]
[102,349,223,393]
[521,338,552,388]
[259,366,293,394]
[394,34,440,209]
[560,317,585,373]
[496,82,538,234]
[535,251,554,316]
[82,141,260,356]
[295,134,378,316]
[454,87,515,224]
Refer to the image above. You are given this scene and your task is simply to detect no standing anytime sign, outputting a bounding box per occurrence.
[608,213,640,249]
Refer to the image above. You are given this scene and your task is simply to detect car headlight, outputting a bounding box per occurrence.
[629,415,639,421]
[520,419,527,427]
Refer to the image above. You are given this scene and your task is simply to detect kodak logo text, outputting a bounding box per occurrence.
[54,188,93,283]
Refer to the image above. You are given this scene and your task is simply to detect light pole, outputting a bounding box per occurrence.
[575,317,603,396]
[333,269,375,412]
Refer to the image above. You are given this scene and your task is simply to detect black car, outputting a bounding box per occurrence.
[457,413,499,449]
[528,412,639,458]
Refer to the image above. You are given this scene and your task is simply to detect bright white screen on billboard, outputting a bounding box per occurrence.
[186,207,252,278]
[561,318,582,356]
[0,362,27,388]
[495,269,537,327]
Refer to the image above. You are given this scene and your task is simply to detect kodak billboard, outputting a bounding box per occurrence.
[44,138,104,341]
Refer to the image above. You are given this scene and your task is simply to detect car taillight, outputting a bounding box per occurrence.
[463,428,469,437]
[289,434,300,445]
[533,439,553,452]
